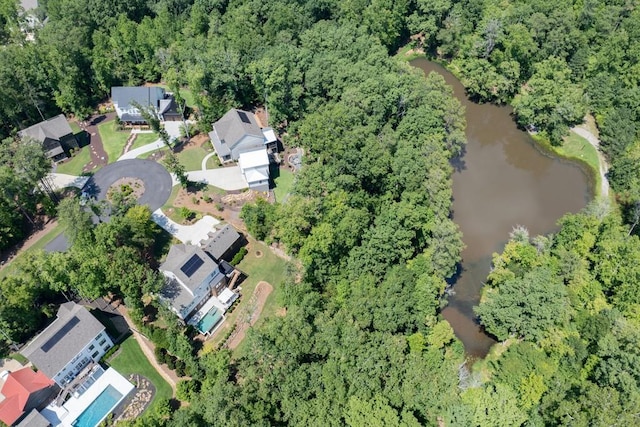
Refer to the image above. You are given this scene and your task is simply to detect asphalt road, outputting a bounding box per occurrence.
[46,159,172,252]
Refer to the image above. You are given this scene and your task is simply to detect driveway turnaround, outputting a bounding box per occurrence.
[46,159,172,252]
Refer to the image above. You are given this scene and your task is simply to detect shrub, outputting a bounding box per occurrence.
[154,346,168,364]
[179,207,194,221]
[230,247,248,266]
[166,355,176,370]
[191,196,199,205]
[203,194,212,203]
[174,359,186,377]
[101,344,120,362]
[215,203,224,211]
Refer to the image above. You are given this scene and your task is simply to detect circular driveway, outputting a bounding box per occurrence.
[85,159,172,211]
[46,159,172,252]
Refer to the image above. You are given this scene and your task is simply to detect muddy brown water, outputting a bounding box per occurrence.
[411,58,591,357]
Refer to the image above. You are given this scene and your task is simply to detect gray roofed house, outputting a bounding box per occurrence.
[111,86,182,124]
[15,409,51,427]
[200,224,243,262]
[20,303,113,387]
[18,115,78,162]
[159,245,227,320]
[208,109,267,162]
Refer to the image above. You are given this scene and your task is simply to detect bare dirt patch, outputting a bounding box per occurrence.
[226,281,273,350]
[168,187,265,227]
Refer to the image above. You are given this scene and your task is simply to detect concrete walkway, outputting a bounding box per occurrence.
[571,125,610,198]
[117,139,165,161]
[201,152,218,170]
[187,167,248,191]
[151,209,220,244]
[48,173,90,190]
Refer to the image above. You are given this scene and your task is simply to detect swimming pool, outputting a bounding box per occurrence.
[197,307,223,334]
[72,385,122,427]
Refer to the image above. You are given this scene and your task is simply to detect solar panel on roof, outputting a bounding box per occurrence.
[42,316,80,353]
[237,111,251,124]
[180,254,204,277]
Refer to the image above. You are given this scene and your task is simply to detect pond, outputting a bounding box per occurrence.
[410,58,591,357]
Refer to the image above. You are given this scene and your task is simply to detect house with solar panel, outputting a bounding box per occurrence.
[159,244,239,335]
[20,303,114,388]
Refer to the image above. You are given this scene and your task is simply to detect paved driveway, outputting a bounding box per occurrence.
[46,159,172,252]
[187,167,248,191]
[152,209,220,244]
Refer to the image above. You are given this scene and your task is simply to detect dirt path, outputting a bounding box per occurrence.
[571,125,610,198]
[226,281,273,350]
[0,219,59,272]
[115,304,178,395]
[79,113,114,172]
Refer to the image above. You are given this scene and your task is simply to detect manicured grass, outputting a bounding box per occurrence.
[205,239,288,355]
[69,121,82,134]
[108,336,173,412]
[98,121,131,163]
[155,84,196,108]
[532,131,601,196]
[56,147,92,175]
[176,146,209,172]
[206,156,221,169]
[561,132,600,175]
[273,169,295,203]
[0,223,64,280]
[130,133,159,151]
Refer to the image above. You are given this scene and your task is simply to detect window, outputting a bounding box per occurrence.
[91,351,99,359]
[89,344,95,351]
[98,338,106,346]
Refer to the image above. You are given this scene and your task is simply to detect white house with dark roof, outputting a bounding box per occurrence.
[238,149,270,192]
[159,245,230,321]
[111,86,181,124]
[18,115,78,162]
[20,303,113,388]
[209,109,274,163]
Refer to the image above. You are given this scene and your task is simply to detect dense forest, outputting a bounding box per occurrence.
[0,0,639,425]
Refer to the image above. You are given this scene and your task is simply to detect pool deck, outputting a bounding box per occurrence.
[187,296,226,333]
[41,367,134,427]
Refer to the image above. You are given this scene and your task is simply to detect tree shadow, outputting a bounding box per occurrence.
[450,145,468,172]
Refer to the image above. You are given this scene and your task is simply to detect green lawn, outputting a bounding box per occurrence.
[558,131,602,193]
[0,223,64,280]
[273,169,295,203]
[130,133,159,151]
[108,336,173,412]
[69,121,81,134]
[206,239,288,356]
[176,146,209,172]
[205,155,221,169]
[98,121,131,163]
[56,147,92,175]
[155,84,196,108]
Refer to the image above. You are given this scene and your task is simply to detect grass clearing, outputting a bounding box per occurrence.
[98,121,131,163]
[204,239,288,356]
[273,169,295,203]
[205,156,221,169]
[175,146,209,171]
[154,84,196,108]
[108,336,173,412]
[69,121,81,134]
[56,147,92,175]
[0,223,64,280]
[130,133,159,151]
[532,131,601,196]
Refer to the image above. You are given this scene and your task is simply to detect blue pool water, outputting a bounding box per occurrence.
[197,308,223,333]
[72,385,122,427]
